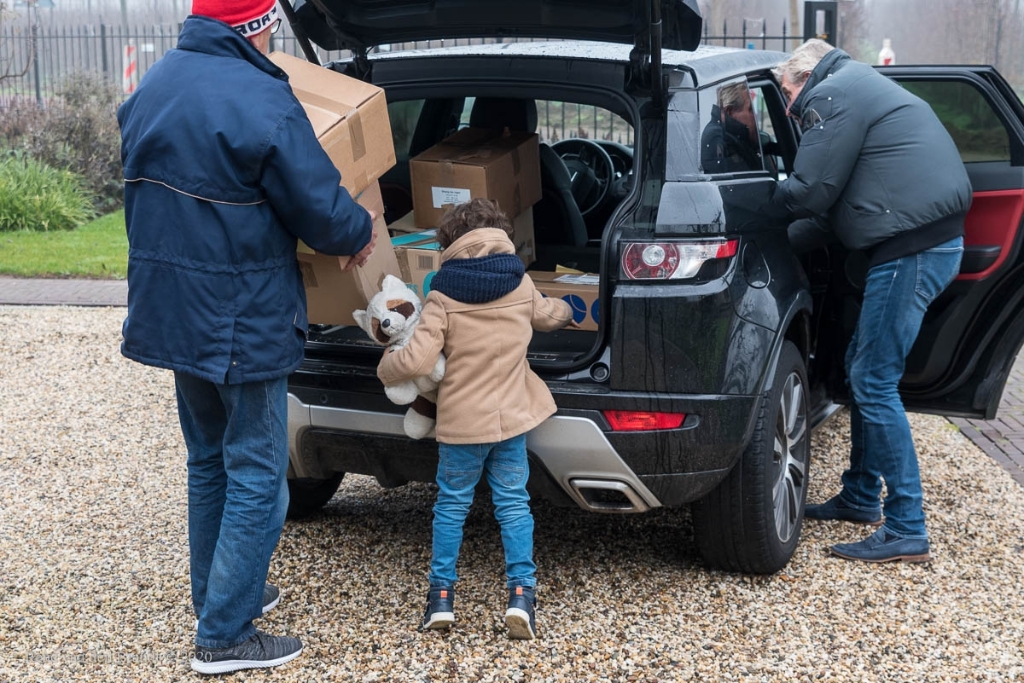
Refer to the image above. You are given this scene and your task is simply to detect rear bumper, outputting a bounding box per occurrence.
[288,390,755,512]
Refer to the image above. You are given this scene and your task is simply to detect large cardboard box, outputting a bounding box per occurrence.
[297,182,403,325]
[410,127,541,228]
[528,271,600,331]
[269,52,396,197]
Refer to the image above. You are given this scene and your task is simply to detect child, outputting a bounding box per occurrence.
[377,198,573,640]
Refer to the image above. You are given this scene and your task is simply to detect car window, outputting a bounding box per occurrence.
[896,80,1011,163]
[698,79,769,175]
[457,97,634,147]
[388,99,427,162]
[750,83,787,178]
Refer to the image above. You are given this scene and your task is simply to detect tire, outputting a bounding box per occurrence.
[692,341,810,574]
[286,472,345,520]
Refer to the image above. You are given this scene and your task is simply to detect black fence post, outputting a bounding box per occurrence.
[32,23,43,107]
[101,23,109,76]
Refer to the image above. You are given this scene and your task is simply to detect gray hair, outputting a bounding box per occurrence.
[717,81,751,112]
[772,38,835,86]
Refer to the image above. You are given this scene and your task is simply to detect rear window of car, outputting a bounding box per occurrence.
[458,97,634,146]
[897,80,1011,163]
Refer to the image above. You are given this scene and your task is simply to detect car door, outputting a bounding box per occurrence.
[857,67,1024,419]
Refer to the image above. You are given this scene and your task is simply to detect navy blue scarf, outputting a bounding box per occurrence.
[430,253,525,304]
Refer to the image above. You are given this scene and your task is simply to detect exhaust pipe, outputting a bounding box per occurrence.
[569,478,651,513]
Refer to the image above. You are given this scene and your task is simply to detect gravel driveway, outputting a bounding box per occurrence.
[2,305,1024,682]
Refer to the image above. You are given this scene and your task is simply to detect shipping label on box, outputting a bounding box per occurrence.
[528,271,600,331]
[297,181,403,326]
[410,127,541,228]
[269,52,396,197]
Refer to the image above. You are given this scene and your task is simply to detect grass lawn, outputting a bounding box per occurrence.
[0,210,127,279]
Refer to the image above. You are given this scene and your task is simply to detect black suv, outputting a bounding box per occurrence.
[282,0,1024,573]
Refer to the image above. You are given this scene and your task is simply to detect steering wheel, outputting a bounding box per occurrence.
[551,139,614,216]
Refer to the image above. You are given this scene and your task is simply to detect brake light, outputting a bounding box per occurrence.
[620,239,738,280]
[603,410,686,431]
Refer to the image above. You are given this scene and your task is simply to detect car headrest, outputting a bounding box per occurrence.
[469,98,538,133]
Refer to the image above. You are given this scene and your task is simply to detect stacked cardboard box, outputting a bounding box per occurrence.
[270,52,402,325]
[296,183,403,325]
[409,127,542,229]
[391,127,543,296]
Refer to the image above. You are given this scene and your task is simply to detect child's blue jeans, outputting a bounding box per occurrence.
[428,434,536,589]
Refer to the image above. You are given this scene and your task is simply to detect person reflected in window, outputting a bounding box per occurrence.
[701,82,763,174]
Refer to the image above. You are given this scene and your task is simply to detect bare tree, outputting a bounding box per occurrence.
[0,1,35,85]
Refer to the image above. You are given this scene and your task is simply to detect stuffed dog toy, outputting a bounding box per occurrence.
[352,275,446,440]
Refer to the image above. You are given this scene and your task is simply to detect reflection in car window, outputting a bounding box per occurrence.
[457,98,634,147]
[699,80,767,174]
[388,99,426,162]
[898,80,1011,163]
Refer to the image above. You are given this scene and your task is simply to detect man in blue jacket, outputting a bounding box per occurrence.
[770,40,971,564]
[117,0,375,673]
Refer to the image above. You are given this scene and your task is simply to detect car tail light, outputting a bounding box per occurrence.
[620,239,738,280]
[603,410,686,431]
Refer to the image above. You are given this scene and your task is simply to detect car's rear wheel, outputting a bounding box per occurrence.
[286,473,345,520]
[692,341,809,573]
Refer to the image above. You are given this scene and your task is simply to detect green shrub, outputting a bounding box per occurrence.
[0,72,124,214]
[0,152,95,232]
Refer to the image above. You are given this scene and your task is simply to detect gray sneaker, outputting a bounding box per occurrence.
[191,630,302,675]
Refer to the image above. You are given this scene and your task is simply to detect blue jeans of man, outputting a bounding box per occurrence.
[429,434,536,589]
[838,236,963,539]
[174,372,289,649]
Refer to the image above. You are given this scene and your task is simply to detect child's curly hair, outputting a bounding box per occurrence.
[436,198,512,249]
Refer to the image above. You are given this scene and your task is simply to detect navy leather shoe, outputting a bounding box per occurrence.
[505,586,537,640]
[830,528,931,563]
[420,586,455,631]
[805,495,882,526]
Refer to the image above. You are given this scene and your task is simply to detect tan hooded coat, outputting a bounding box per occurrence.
[377,228,573,444]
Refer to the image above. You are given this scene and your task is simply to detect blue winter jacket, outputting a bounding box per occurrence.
[117,16,372,383]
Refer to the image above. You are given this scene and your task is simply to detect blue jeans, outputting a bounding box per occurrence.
[838,237,963,539]
[174,372,289,649]
[429,434,536,589]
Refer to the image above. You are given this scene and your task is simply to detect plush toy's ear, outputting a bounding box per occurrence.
[352,308,371,336]
[382,274,411,298]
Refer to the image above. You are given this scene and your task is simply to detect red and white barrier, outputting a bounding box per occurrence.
[122,43,138,94]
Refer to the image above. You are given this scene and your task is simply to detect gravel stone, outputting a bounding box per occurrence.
[2,305,1024,681]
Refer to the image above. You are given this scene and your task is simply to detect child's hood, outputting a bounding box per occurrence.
[440,228,515,263]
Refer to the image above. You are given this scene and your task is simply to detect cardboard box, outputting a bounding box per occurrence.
[269,52,396,197]
[410,127,541,228]
[390,208,535,268]
[297,181,403,325]
[528,271,600,331]
[392,231,442,299]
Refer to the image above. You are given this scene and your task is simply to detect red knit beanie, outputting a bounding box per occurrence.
[192,0,277,37]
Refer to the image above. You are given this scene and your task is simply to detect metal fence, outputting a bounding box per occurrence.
[0,19,794,143]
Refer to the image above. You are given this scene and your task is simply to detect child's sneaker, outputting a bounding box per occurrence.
[504,586,536,640]
[420,586,455,631]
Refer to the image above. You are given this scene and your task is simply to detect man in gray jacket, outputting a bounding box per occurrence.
[770,39,971,563]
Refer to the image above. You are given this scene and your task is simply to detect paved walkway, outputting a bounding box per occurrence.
[2,275,1022,486]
